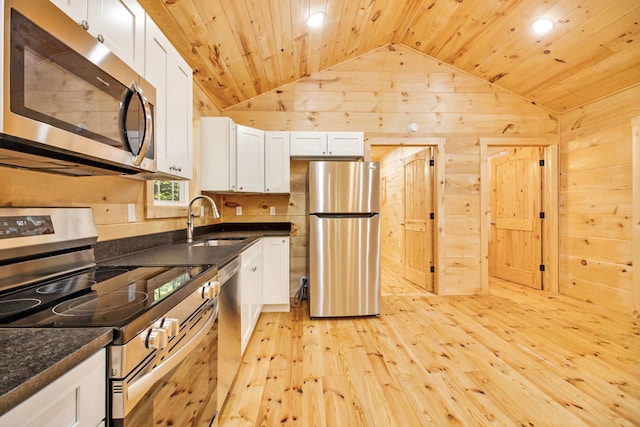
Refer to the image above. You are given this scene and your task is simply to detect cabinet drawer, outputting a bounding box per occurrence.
[240,240,262,269]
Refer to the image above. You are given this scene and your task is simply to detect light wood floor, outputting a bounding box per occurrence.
[218,264,640,426]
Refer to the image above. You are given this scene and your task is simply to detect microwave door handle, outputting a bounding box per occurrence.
[134,86,153,166]
[121,81,152,166]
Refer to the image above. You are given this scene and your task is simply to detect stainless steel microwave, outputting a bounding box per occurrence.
[0,0,156,177]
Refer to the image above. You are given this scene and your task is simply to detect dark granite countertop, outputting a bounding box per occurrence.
[0,328,113,416]
[98,228,290,267]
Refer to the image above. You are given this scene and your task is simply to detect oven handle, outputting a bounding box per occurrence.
[126,304,216,405]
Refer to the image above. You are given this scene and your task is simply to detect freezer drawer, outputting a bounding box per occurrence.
[309,214,380,317]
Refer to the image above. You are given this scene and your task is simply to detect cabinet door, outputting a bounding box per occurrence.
[262,237,290,311]
[236,125,265,192]
[327,132,364,157]
[145,16,193,179]
[265,132,290,193]
[289,132,327,156]
[165,44,193,179]
[240,240,263,354]
[50,0,88,24]
[88,0,145,73]
[0,350,106,427]
[200,117,236,192]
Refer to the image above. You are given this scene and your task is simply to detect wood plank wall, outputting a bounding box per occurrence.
[5,41,635,312]
[558,85,640,315]
[0,82,221,241]
[222,44,558,296]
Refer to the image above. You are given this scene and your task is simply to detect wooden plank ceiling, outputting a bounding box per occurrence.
[139,0,640,114]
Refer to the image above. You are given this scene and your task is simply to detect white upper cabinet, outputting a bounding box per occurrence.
[145,15,193,179]
[201,118,290,194]
[327,132,365,157]
[289,131,364,158]
[264,132,290,193]
[201,117,237,192]
[51,0,146,74]
[288,132,327,156]
[236,125,265,193]
[201,117,266,193]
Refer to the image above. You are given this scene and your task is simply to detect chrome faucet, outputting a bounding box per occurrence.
[186,195,220,243]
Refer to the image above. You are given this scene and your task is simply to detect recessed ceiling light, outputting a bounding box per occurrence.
[532,18,555,34]
[306,12,325,28]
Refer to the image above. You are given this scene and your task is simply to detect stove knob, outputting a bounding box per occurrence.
[162,318,180,338]
[210,281,221,297]
[202,281,221,299]
[146,327,168,350]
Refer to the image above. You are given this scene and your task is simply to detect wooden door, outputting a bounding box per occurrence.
[402,148,434,291]
[489,147,543,289]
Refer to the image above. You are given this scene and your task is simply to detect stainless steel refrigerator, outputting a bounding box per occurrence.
[308,161,381,317]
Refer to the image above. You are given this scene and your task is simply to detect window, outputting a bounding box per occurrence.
[153,180,188,205]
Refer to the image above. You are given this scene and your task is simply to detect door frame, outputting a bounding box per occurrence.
[369,139,445,294]
[480,138,559,294]
[632,116,640,315]
[402,147,435,291]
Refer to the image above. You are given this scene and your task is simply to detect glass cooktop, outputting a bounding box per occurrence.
[0,265,211,327]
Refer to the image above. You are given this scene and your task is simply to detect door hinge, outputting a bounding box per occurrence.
[539,159,545,166]
[539,211,545,219]
[429,159,434,166]
[430,266,435,273]
[539,264,545,271]
[430,212,434,220]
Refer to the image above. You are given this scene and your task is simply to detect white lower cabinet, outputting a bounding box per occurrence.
[1,349,106,427]
[239,240,263,354]
[262,236,290,312]
[238,236,290,353]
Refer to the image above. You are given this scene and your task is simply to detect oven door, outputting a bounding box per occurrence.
[110,297,219,427]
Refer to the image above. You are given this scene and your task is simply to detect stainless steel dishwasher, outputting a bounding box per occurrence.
[217,256,242,417]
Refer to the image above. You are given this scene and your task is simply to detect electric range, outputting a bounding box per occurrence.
[0,207,222,425]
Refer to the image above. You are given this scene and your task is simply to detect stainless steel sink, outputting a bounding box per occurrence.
[191,237,247,247]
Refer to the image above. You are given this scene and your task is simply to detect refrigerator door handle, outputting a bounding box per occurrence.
[312,213,378,219]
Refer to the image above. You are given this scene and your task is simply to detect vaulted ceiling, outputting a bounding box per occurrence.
[139,0,640,114]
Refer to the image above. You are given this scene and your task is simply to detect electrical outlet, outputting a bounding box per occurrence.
[127,204,135,222]
[270,206,276,215]
[236,206,242,216]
